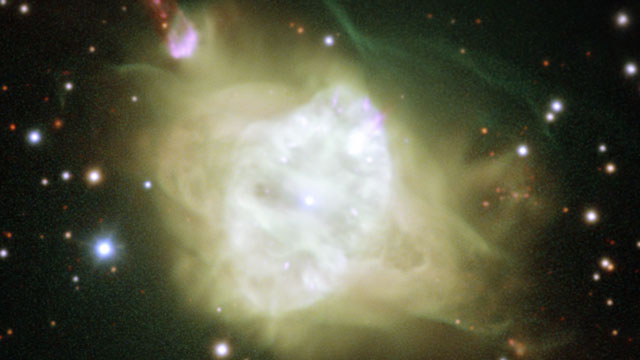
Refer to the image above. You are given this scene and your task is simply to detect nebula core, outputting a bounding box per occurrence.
[127,2,558,358]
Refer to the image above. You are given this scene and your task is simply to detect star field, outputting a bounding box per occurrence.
[1,1,640,359]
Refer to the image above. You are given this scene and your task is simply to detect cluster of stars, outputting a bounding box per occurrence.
[615,12,639,84]
[482,9,638,350]
[545,99,563,123]
[599,257,615,272]
[580,14,637,325]
[0,12,162,341]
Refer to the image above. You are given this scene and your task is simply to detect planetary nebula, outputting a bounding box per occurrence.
[128,3,556,358]
[222,86,392,314]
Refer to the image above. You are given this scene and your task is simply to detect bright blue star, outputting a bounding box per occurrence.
[95,239,114,258]
[27,129,42,145]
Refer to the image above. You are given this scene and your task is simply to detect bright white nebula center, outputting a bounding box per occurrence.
[223,87,392,313]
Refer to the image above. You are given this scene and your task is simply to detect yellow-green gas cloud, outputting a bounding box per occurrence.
[125,2,560,358]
